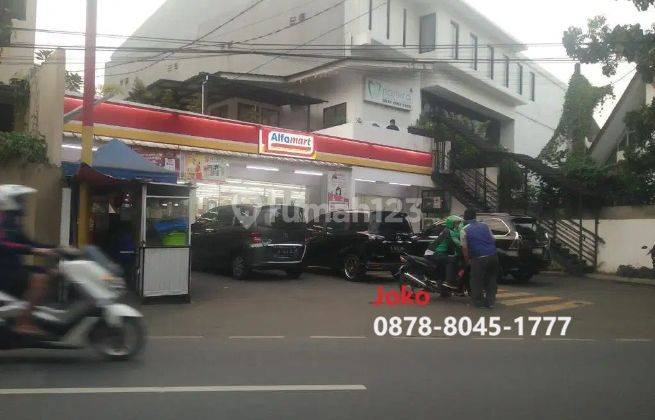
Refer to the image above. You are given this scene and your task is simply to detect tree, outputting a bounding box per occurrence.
[126,77,199,113]
[35,49,53,63]
[559,0,655,205]
[539,65,613,164]
[65,72,82,92]
[563,1,655,82]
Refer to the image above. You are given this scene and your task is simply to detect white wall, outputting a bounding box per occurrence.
[0,0,37,83]
[583,218,655,273]
[317,122,433,153]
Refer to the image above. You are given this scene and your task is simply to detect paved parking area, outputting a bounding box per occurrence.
[138,269,655,341]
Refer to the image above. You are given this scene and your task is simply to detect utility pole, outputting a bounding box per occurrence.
[77,0,97,246]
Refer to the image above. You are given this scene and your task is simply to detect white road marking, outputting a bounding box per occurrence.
[0,385,367,396]
[228,336,285,339]
[542,338,596,342]
[310,336,367,339]
[614,338,653,343]
[149,336,204,340]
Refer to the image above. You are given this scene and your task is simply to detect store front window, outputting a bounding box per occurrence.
[194,178,306,217]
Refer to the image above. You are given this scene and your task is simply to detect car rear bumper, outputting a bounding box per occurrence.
[248,244,306,268]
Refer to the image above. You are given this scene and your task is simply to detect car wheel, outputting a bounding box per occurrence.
[343,254,365,282]
[231,254,250,280]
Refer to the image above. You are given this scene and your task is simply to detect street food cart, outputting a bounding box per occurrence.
[63,140,192,301]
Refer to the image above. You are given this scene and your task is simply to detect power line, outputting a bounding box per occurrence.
[104,0,266,72]
[235,0,389,79]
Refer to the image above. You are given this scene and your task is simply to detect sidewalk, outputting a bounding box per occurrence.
[587,273,655,287]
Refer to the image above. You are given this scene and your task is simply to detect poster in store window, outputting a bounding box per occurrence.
[182,153,229,182]
[327,171,350,212]
[130,146,180,173]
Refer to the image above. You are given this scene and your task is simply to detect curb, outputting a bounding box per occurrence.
[587,273,655,287]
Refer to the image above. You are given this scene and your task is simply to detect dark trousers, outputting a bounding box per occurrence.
[470,254,499,307]
[427,253,456,284]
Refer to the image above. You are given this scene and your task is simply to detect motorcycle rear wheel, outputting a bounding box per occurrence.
[91,318,146,361]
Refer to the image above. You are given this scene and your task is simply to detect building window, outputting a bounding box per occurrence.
[503,55,510,87]
[530,72,536,101]
[323,103,347,129]
[402,9,407,47]
[450,21,460,59]
[211,105,230,118]
[419,13,436,54]
[238,103,260,123]
[368,0,373,31]
[386,0,391,39]
[488,46,495,79]
[517,64,524,95]
[261,108,279,126]
[470,34,478,70]
[1,0,27,21]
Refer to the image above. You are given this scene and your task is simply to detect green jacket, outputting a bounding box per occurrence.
[429,216,463,255]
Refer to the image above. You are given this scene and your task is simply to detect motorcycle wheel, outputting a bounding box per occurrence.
[91,318,146,361]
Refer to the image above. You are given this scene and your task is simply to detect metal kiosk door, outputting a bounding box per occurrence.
[139,183,192,301]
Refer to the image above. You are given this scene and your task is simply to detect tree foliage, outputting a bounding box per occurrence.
[540,68,613,164]
[563,1,655,82]
[0,131,48,164]
[65,72,82,92]
[126,78,194,111]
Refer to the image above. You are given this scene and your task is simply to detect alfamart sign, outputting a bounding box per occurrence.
[364,78,413,111]
[260,127,316,159]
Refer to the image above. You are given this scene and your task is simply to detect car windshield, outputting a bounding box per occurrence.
[256,206,305,229]
[369,212,413,234]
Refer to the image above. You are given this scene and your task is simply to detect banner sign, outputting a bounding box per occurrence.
[260,128,316,159]
[182,152,229,182]
[131,146,180,173]
[364,78,412,111]
[327,171,350,212]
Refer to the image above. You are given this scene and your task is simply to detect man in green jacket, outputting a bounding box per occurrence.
[427,215,463,287]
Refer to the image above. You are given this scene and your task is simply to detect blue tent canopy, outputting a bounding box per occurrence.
[63,139,177,184]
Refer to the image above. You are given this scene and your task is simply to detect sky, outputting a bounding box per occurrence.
[35,0,655,125]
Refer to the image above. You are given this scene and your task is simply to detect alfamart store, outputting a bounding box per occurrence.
[62,96,435,225]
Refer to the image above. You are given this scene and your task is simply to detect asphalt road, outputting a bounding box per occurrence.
[1,270,654,420]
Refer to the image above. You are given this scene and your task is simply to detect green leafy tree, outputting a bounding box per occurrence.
[0,131,48,164]
[563,2,655,82]
[65,72,82,92]
[127,77,200,113]
[539,67,613,164]
[562,0,655,205]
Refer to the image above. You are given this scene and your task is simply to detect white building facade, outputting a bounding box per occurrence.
[104,0,567,222]
[0,0,36,83]
[107,0,565,158]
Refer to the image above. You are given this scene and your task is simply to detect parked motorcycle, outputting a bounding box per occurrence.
[0,247,146,361]
[396,253,470,299]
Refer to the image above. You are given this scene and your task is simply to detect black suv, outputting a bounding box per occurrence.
[191,205,306,279]
[305,210,414,281]
[414,213,550,282]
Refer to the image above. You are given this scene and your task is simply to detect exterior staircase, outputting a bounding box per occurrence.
[411,116,604,275]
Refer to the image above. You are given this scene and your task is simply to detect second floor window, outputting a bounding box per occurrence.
[419,13,436,54]
[503,55,510,88]
[1,0,27,21]
[530,72,536,101]
[451,21,460,59]
[517,64,524,95]
[323,103,347,129]
[488,46,495,79]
